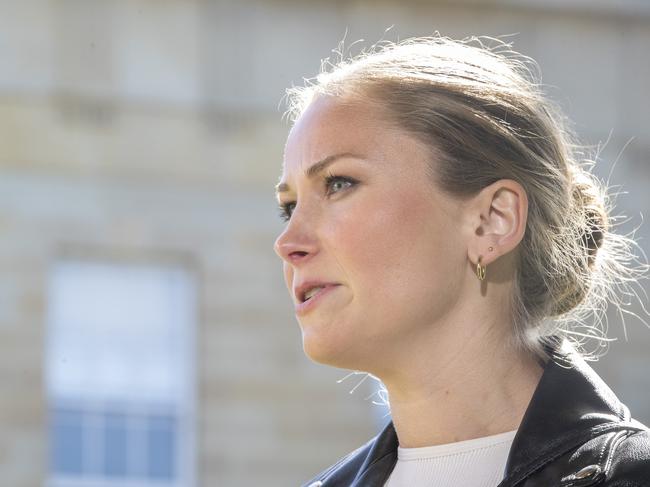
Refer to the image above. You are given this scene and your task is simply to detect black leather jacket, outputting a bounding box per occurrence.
[301,337,650,486]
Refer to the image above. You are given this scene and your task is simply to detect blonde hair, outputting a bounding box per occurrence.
[283,35,649,363]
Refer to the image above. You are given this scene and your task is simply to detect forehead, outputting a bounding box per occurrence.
[282,96,394,173]
[277,95,441,202]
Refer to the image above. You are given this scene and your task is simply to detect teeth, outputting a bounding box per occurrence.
[304,286,324,301]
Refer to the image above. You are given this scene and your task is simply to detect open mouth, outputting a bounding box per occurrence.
[302,286,326,302]
[295,284,340,315]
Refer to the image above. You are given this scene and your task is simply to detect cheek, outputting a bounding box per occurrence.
[326,191,445,296]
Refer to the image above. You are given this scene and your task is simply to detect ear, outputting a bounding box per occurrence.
[466,179,528,267]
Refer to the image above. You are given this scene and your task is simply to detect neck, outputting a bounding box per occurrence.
[377,322,544,448]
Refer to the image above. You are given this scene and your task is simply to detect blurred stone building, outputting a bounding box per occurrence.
[0,1,649,486]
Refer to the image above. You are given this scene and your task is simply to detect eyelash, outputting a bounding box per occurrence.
[277,174,358,222]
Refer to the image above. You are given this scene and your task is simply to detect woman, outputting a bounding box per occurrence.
[273,36,650,486]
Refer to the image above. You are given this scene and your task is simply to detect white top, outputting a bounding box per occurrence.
[383,429,517,487]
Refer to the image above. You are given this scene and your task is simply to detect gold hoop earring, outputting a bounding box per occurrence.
[476,256,486,281]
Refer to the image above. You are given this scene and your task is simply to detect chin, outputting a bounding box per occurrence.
[302,334,342,366]
[301,330,369,371]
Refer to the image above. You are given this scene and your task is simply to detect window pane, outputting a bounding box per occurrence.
[147,414,177,480]
[104,411,128,477]
[51,408,84,474]
[47,261,191,403]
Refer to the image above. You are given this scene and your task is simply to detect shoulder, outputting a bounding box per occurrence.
[514,424,650,486]
[563,425,650,486]
[607,428,650,484]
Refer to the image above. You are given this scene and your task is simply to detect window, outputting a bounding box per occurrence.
[46,259,196,487]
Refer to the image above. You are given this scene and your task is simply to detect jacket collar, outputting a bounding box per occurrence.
[349,336,635,486]
[500,335,632,485]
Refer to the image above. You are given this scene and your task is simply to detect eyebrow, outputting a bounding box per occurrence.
[275,152,364,195]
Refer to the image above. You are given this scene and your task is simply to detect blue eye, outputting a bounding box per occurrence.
[276,174,358,222]
[325,175,357,196]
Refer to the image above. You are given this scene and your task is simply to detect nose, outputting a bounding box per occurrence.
[273,213,318,266]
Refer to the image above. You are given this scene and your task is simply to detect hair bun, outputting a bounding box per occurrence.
[548,170,608,318]
[571,172,608,269]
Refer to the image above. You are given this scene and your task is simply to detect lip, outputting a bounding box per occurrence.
[294,280,339,304]
[295,284,341,316]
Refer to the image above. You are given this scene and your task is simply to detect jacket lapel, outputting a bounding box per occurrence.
[349,420,398,486]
